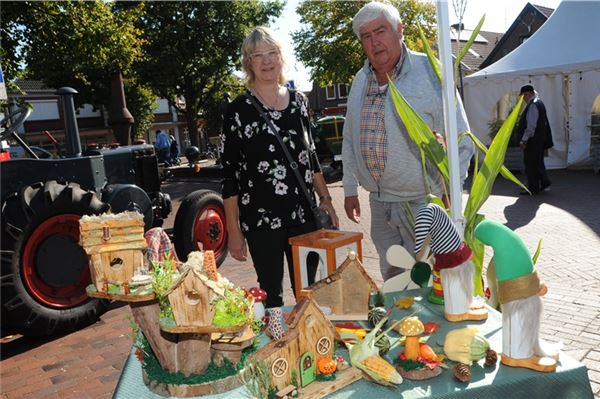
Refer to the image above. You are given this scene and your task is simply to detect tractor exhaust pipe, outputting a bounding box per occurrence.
[56,87,82,158]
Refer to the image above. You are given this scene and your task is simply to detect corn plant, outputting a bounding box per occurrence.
[388,17,529,297]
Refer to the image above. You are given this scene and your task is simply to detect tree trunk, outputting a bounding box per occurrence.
[185,101,202,150]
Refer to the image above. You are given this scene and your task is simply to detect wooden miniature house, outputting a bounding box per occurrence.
[79,211,146,292]
[166,266,222,327]
[251,297,341,391]
[301,252,378,320]
[289,230,363,298]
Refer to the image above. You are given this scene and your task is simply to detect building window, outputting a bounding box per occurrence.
[325,85,336,100]
[337,84,349,99]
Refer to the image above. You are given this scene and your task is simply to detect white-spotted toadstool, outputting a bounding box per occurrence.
[398,316,425,360]
[248,287,267,320]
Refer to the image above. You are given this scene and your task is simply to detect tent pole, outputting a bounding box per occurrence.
[436,0,464,231]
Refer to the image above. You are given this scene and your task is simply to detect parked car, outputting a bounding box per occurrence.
[313,115,344,164]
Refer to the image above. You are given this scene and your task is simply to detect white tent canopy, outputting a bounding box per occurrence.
[463,1,600,169]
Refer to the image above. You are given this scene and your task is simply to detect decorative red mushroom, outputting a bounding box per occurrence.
[248,287,268,320]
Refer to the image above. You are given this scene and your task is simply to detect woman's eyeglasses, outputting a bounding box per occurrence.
[251,49,279,62]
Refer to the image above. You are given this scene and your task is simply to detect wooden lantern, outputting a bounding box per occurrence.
[289,230,363,298]
[79,212,146,292]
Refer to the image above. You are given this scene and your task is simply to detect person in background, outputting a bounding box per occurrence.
[169,134,180,165]
[341,2,474,282]
[517,85,553,195]
[154,130,171,165]
[220,27,339,309]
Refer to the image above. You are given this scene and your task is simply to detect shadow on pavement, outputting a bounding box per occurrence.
[470,169,599,236]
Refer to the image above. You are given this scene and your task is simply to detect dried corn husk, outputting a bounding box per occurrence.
[347,317,403,386]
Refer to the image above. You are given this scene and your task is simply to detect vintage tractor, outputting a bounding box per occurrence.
[0,88,227,336]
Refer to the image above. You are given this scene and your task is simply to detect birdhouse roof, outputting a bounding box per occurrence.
[252,297,340,362]
[305,254,378,293]
[164,266,225,297]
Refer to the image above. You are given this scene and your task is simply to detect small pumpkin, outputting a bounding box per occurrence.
[317,357,337,375]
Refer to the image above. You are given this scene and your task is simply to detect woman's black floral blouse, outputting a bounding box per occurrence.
[220,89,321,233]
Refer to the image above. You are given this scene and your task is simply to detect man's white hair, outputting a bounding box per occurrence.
[352,1,402,37]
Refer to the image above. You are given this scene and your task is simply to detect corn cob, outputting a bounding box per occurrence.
[361,355,403,385]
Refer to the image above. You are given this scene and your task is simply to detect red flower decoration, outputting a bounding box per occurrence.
[423,321,441,334]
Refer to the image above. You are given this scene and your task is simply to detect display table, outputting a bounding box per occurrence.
[114,288,593,398]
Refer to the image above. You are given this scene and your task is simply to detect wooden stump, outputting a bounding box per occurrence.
[211,326,254,367]
[142,367,247,398]
[129,301,212,375]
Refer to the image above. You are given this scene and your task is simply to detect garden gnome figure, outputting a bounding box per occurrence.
[414,204,486,322]
[474,219,558,372]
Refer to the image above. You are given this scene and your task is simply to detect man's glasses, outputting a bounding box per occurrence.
[251,49,279,62]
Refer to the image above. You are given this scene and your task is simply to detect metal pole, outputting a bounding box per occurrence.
[436,0,463,229]
[56,87,82,158]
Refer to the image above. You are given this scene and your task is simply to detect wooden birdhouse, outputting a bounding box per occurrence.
[165,266,222,327]
[79,211,146,292]
[251,297,341,392]
[289,230,363,298]
[301,252,378,320]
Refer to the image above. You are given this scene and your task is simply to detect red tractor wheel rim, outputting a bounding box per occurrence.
[22,214,90,308]
[193,204,227,256]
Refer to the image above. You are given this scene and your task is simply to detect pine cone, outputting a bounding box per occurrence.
[453,363,471,382]
[485,349,498,367]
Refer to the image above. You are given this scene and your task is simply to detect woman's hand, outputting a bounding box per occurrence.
[227,227,248,262]
[319,197,339,229]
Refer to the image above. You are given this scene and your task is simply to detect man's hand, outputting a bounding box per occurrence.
[227,228,248,262]
[344,196,361,223]
[519,142,527,150]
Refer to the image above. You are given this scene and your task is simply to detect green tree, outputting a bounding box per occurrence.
[0,1,154,141]
[292,0,437,85]
[133,1,284,150]
[124,78,157,141]
[0,1,28,94]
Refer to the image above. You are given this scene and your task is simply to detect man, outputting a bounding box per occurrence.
[516,85,553,195]
[341,2,473,281]
[154,129,171,165]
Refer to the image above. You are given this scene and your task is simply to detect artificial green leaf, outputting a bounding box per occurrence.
[456,15,485,66]
[464,97,524,224]
[464,213,486,296]
[460,131,528,192]
[389,81,449,183]
[532,239,542,264]
[426,193,446,210]
[417,23,441,83]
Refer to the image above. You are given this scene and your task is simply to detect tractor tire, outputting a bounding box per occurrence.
[1,180,111,336]
[173,189,228,266]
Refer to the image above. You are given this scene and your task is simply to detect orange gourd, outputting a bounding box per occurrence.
[317,357,337,375]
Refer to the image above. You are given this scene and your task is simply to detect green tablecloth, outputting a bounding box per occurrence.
[114,289,593,398]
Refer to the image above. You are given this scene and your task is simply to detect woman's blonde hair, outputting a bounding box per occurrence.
[241,26,287,88]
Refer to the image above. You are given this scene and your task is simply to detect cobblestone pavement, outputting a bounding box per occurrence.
[1,169,598,398]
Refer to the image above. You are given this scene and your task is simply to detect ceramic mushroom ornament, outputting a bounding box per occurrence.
[398,317,424,360]
[474,219,559,372]
[248,287,267,320]
[414,203,487,322]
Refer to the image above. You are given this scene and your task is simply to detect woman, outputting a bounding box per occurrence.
[220,27,338,309]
